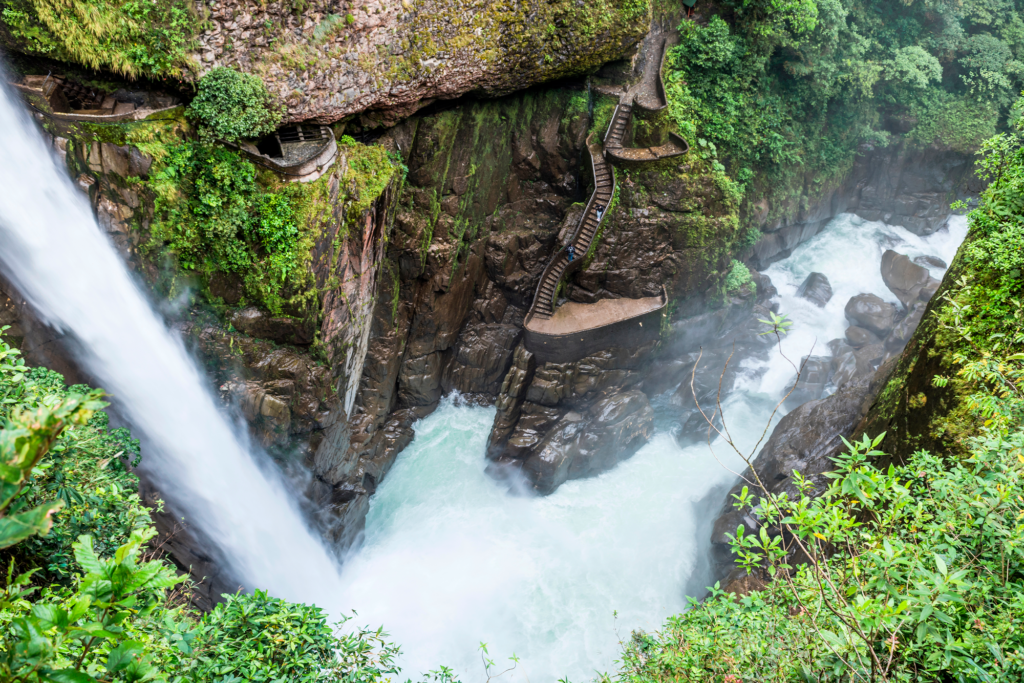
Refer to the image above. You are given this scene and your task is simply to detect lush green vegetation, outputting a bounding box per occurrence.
[609,101,1024,683]
[187,68,283,144]
[145,141,309,315]
[143,131,402,318]
[0,332,408,682]
[665,0,1024,224]
[0,0,197,78]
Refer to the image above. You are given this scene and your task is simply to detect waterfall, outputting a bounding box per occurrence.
[0,81,342,604]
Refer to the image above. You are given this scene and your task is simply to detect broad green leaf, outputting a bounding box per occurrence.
[73,535,104,575]
[105,640,145,673]
[0,500,63,548]
[42,669,97,683]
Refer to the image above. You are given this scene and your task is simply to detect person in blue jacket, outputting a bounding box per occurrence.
[567,244,576,262]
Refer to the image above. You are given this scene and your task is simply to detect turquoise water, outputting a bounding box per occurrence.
[336,397,761,680]
[334,214,969,681]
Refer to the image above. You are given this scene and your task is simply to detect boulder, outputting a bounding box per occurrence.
[522,390,654,494]
[918,278,940,302]
[795,272,833,308]
[886,302,927,352]
[845,325,882,348]
[844,293,897,336]
[881,250,935,309]
[783,355,831,408]
[914,255,947,270]
[831,350,858,388]
[853,343,885,378]
[827,338,853,357]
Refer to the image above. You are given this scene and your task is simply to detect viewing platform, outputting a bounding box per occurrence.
[525,289,666,363]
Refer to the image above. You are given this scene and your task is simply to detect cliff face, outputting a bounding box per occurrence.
[198,0,650,124]
[1,0,650,124]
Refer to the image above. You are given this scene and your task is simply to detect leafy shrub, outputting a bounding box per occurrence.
[146,141,302,312]
[723,259,753,295]
[908,90,1001,153]
[187,591,402,682]
[187,67,282,143]
[616,428,1024,681]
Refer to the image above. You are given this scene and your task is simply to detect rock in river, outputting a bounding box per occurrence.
[881,250,938,309]
[844,293,897,337]
[522,390,654,494]
[795,272,833,308]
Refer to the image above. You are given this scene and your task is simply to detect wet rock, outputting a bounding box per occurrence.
[827,338,853,358]
[795,272,833,308]
[230,306,314,345]
[441,323,521,395]
[710,372,879,578]
[486,344,537,460]
[831,349,858,388]
[853,343,886,378]
[522,390,654,494]
[784,355,831,408]
[918,278,940,302]
[914,254,947,270]
[397,352,443,407]
[881,250,937,309]
[845,325,882,348]
[750,269,778,303]
[844,294,897,336]
[886,302,927,352]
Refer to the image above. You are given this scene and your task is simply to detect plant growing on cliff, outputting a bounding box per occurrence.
[187,67,283,143]
[145,141,305,313]
[0,0,197,77]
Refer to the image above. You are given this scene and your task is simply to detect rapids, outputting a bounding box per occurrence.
[336,213,968,681]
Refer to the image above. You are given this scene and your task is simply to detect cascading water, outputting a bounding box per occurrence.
[335,214,968,681]
[0,81,341,605]
[0,71,969,683]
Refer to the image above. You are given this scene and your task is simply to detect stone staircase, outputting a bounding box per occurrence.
[523,29,688,359]
[530,139,614,319]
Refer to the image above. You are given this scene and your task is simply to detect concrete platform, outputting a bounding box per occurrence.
[527,295,663,335]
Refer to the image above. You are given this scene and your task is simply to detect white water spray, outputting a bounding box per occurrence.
[0,82,341,603]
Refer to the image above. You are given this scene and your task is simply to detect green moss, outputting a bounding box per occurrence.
[0,0,198,78]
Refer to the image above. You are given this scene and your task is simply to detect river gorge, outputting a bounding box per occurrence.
[0,0,1020,680]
